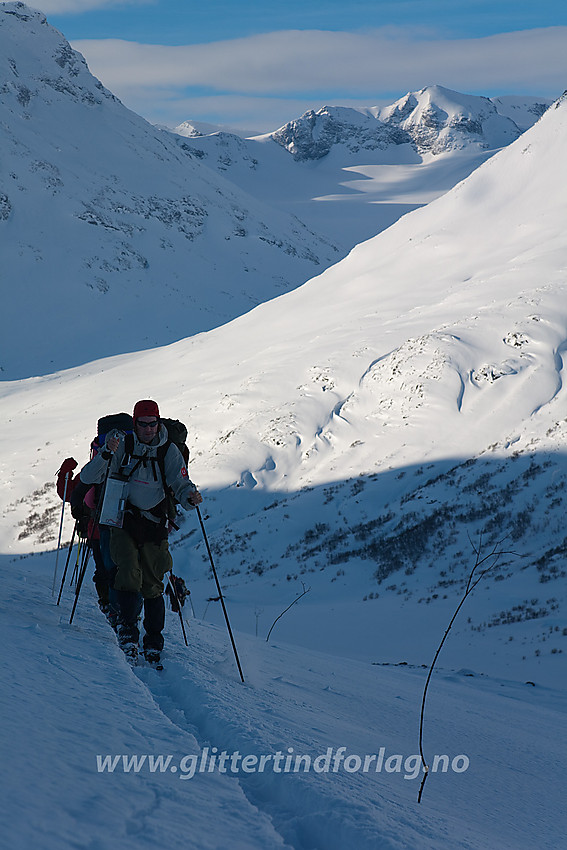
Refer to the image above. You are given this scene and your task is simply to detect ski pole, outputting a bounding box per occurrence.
[196,506,244,683]
[52,471,70,596]
[167,572,189,646]
[70,535,83,587]
[56,520,77,605]
[69,533,93,624]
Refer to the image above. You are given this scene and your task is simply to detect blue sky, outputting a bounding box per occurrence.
[35,0,567,132]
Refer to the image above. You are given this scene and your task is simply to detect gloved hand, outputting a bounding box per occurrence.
[102,431,121,456]
[56,458,78,500]
[58,458,78,477]
[186,489,203,509]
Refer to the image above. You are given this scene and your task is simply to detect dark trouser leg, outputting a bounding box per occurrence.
[110,528,145,645]
[111,527,171,653]
[115,589,142,645]
[100,526,141,630]
[139,539,172,654]
[143,595,165,652]
[91,539,109,606]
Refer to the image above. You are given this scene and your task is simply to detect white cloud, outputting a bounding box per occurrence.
[73,26,567,95]
[71,26,566,128]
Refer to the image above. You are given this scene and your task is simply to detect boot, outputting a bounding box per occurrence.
[116,589,142,653]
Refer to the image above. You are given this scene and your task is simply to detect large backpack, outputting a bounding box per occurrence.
[59,412,134,520]
[160,418,189,465]
[97,412,133,441]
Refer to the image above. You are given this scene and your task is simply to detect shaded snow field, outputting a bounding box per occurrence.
[2,549,566,850]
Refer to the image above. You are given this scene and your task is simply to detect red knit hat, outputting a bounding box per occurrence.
[133,399,160,421]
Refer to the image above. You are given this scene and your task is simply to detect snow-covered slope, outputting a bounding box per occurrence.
[173,86,551,252]
[490,94,553,131]
[1,91,566,687]
[4,547,566,849]
[0,2,338,380]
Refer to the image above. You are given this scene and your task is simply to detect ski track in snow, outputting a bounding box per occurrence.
[5,547,562,850]
[134,634,567,850]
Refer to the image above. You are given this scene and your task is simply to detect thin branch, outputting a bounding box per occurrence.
[266,583,311,643]
[417,535,517,803]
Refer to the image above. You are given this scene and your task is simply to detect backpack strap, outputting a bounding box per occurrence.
[118,433,155,480]
[121,433,134,467]
[156,442,171,501]
[155,441,180,527]
[118,434,177,525]
[155,442,169,481]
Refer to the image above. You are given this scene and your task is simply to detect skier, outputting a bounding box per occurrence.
[57,417,137,629]
[78,400,202,664]
[56,455,114,616]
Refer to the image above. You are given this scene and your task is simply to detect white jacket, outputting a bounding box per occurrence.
[80,425,197,519]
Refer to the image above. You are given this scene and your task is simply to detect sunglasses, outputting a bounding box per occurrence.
[137,419,159,428]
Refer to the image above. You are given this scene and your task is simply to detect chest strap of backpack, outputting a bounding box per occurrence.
[120,434,160,482]
[122,434,178,520]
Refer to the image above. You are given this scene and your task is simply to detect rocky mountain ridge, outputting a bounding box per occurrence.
[270,86,550,160]
[171,86,551,253]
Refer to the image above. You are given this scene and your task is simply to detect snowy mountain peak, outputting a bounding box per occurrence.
[1,1,116,107]
[2,19,567,842]
[270,85,551,160]
[380,84,528,153]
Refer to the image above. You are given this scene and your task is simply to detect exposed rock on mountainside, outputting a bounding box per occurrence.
[271,106,408,160]
[272,86,550,160]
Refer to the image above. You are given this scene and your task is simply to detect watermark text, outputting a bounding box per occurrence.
[96,746,470,781]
